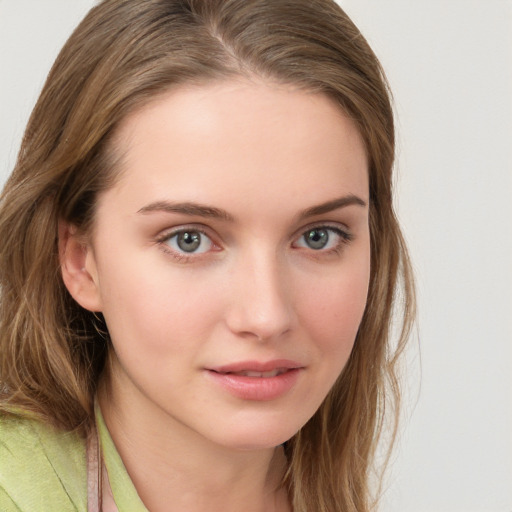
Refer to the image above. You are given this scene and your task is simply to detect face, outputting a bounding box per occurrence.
[72,80,370,450]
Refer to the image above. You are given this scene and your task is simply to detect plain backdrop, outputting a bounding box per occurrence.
[1,2,511,511]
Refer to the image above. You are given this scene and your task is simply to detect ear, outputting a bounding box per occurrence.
[58,220,103,312]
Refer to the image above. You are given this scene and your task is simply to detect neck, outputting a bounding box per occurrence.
[97,371,291,512]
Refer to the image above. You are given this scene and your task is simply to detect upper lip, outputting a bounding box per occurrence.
[208,359,304,373]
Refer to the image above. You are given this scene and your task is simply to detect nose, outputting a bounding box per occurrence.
[224,252,294,342]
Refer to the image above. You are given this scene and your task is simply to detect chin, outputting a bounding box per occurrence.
[209,414,307,452]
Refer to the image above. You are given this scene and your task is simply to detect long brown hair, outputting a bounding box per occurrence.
[0,1,415,510]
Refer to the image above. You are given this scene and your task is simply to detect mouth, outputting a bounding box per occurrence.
[208,359,303,376]
[205,360,303,401]
[212,368,290,378]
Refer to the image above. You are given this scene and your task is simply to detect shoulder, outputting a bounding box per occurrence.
[0,412,87,512]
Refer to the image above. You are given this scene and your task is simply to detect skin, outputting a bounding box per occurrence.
[61,79,370,512]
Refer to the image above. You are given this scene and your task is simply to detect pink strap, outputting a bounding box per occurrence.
[87,421,119,512]
[87,424,102,512]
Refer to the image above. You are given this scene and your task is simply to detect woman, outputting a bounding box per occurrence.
[0,0,414,510]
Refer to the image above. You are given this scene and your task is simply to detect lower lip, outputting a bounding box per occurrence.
[206,369,301,401]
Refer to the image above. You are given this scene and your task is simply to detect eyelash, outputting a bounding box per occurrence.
[156,223,353,263]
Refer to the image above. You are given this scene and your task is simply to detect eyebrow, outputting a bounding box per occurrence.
[298,194,367,219]
[137,194,366,221]
[137,201,235,221]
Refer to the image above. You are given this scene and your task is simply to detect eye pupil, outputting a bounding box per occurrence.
[177,231,201,252]
[305,229,328,249]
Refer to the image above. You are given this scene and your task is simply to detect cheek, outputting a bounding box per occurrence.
[97,257,224,352]
[297,262,370,355]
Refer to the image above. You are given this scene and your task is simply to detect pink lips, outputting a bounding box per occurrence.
[206,360,303,401]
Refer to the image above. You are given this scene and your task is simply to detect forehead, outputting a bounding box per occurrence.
[102,79,369,214]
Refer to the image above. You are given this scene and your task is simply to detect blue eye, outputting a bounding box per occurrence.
[166,230,213,254]
[295,226,350,251]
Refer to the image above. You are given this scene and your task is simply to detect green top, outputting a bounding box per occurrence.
[0,407,147,511]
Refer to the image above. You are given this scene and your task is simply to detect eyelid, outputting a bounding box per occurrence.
[156,222,218,241]
[293,221,353,241]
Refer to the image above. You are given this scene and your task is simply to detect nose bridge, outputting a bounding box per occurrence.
[226,245,293,341]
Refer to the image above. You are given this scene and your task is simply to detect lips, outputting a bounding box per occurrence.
[206,360,303,401]
[209,359,303,375]
[221,368,288,378]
